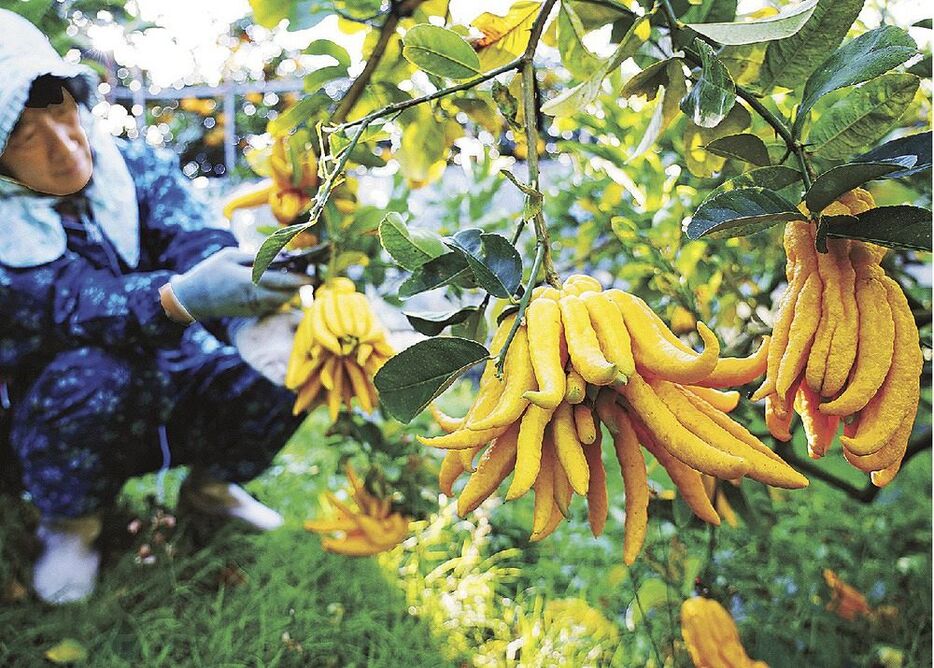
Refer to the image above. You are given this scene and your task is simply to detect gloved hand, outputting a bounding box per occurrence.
[169,248,312,321]
[232,310,303,386]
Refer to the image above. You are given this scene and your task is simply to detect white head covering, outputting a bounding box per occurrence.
[0,9,140,268]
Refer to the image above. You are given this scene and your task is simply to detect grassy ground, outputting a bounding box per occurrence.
[1,401,930,667]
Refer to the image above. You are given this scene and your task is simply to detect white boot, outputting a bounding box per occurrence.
[32,514,102,605]
[179,473,284,532]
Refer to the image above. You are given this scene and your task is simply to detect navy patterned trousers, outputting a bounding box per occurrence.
[7,326,303,518]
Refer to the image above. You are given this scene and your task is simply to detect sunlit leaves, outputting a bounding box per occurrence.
[685,0,817,46]
[378,212,446,271]
[680,40,736,129]
[253,223,315,282]
[374,337,490,423]
[471,0,542,71]
[793,26,918,136]
[402,24,481,80]
[808,73,920,160]
[622,59,688,159]
[248,0,331,30]
[687,187,801,240]
[556,2,602,79]
[759,0,864,91]
[542,15,650,116]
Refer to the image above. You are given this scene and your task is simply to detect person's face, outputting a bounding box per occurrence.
[0,88,93,196]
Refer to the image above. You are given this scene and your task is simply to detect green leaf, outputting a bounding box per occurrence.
[267,92,330,136]
[680,40,736,129]
[402,24,482,80]
[705,133,771,166]
[856,131,932,178]
[707,165,802,200]
[378,212,447,271]
[621,57,680,101]
[630,60,688,159]
[681,0,737,25]
[491,80,521,131]
[7,0,53,24]
[685,0,818,46]
[252,223,314,282]
[249,0,331,30]
[824,205,932,251]
[542,15,650,116]
[451,307,489,343]
[683,103,752,177]
[808,73,920,160]
[303,65,348,93]
[625,578,669,630]
[793,26,918,137]
[760,0,864,90]
[399,252,472,298]
[403,306,482,336]
[304,38,351,68]
[44,638,89,664]
[447,230,523,298]
[687,187,801,240]
[557,2,603,79]
[472,1,542,72]
[374,337,490,423]
[804,160,910,213]
[569,0,633,30]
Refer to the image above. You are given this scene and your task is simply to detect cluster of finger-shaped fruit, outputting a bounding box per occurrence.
[424,275,807,564]
[304,465,409,556]
[754,189,923,487]
[286,278,393,421]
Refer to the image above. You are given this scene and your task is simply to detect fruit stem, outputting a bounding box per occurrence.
[495,239,546,376]
[520,58,560,289]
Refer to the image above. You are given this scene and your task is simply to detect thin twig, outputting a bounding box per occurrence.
[331,0,559,134]
[495,240,546,375]
[520,59,560,287]
[330,0,426,125]
[627,564,666,668]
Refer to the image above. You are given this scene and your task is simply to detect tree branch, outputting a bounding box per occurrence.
[774,427,932,503]
[331,0,559,134]
[330,0,426,125]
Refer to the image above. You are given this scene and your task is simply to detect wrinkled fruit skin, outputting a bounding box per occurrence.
[681,597,769,668]
[424,273,804,565]
[755,189,922,486]
[304,464,409,557]
[286,279,393,422]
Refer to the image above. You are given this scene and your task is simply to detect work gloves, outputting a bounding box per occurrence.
[170,248,311,321]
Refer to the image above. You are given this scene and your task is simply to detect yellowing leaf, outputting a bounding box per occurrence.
[472,1,542,71]
[45,638,88,664]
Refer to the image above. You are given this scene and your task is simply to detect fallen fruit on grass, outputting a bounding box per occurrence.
[304,464,409,556]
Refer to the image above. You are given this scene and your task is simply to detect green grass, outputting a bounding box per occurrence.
[0,404,930,667]
[0,420,461,668]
